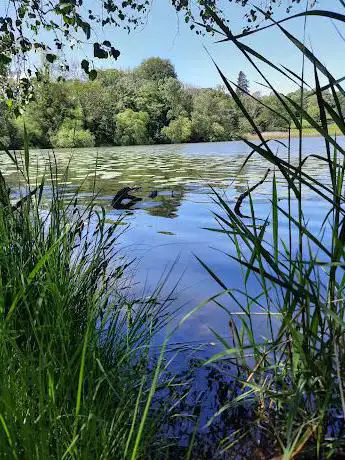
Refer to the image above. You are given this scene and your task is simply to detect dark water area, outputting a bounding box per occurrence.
[1,136,342,347]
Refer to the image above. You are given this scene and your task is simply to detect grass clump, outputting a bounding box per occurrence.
[193,3,345,458]
[0,158,176,459]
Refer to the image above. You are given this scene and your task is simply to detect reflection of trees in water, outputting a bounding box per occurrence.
[144,186,186,218]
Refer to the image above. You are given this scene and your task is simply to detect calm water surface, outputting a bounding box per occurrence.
[2,137,342,343]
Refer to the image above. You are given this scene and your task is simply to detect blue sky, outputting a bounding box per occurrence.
[81,0,344,94]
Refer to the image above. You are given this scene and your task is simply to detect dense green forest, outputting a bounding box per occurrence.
[1,56,341,149]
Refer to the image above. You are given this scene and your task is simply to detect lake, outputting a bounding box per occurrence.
[1,136,340,344]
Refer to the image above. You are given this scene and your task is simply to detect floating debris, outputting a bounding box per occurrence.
[112,186,142,210]
[148,190,158,199]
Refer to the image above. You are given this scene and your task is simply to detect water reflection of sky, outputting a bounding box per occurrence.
[1,136,342,344]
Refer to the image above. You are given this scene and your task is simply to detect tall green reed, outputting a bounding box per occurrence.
[198,3,345,458]
[0,144,179,459]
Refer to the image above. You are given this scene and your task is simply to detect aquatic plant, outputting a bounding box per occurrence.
[198,4,345,458]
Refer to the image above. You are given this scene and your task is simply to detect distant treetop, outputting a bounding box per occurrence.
[236,71,250,96]
[136,58,177,81]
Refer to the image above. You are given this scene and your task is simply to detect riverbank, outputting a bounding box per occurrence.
[245,123,342,140]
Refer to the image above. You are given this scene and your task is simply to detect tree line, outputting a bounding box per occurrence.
[0,56,340,149]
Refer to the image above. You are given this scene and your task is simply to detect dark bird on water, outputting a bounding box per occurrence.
[112,186,142,209]
[148,190,158,199]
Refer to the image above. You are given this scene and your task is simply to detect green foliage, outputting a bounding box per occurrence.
[52,124,95,148]
[0,154,181,457]
[255,93,287,131]
[68,79,118,146]
[191,88,239,141]
[136,80,168,140]
[13,115,46,147]
[1,53,337,149]
[162,116,192,143]
[115,108,150,145]
[0,102,12,148]
[164,79,192,120]
[136,57,177,81]
[97,68,125,86]
[52,106,95,148]
[198,3,345,458]
[18,77,77,147]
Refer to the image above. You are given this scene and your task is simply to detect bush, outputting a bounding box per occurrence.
[115,109,150,145]
[52,124,95,148]
[162,116,192,143]
[0,134,10,149]
[13,116,48,148]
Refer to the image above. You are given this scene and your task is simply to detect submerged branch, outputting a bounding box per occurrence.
[234,168,271,218]
[12,184,44,211]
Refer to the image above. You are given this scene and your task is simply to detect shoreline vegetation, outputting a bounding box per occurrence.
[3,124,341,154]
[2,57,344,151]
[245,123,343,140]
[0,154,187,458]
[190,3,345,458]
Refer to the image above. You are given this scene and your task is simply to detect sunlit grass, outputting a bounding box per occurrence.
[0,151,180,458]
[197,4,345,458]
[246,123,343,140]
